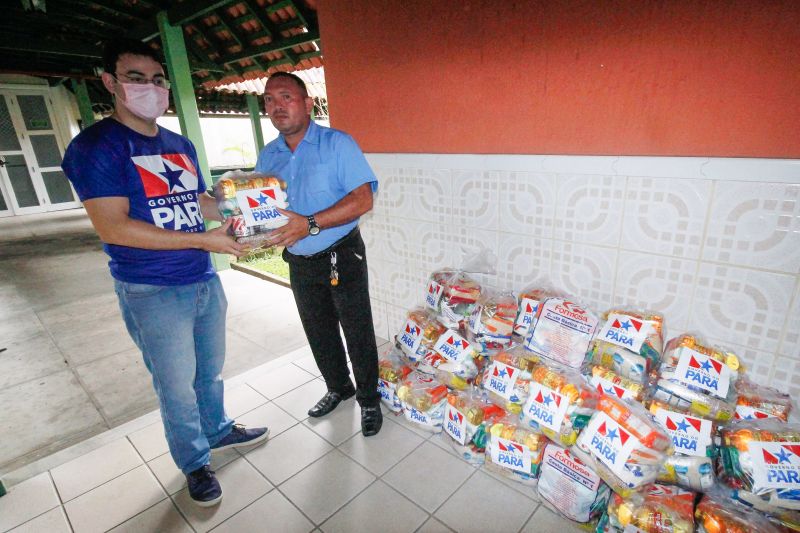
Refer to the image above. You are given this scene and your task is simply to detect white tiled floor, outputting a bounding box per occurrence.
[0,351,584,533]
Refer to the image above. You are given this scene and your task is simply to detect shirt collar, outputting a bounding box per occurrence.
[274,119,319,152]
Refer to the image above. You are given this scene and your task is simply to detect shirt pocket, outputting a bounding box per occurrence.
[301,161,339,202]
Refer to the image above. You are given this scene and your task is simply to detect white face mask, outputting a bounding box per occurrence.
[118,83,169,121]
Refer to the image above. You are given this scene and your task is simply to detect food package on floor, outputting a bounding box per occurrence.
[651,376,736,423]
[718,418,800,513]
[438,271,481,329]
[537,443,611,524]
[423,268,456,312]
[378,347,414,413]
[520,360,599,447]
[396,371,449,432]
[429,327,481,388]
[484,414,548,486]
[442,390,506,465]
[481,347,540,414]
[587,308,664,384]
[734,376,794,422]
[724,485,800,531]
[572,395,672,499]
[661,333,741,403]
[601,483,695,533]
[695,490,788,533]
[588,365,647,403]
[467,287,518,354]
[524,297,599,369]
[395,308,447,368]
[647,398,718,491]
[513,283,565,339]
[213,171,288,250]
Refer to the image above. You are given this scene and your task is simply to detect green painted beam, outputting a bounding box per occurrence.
[246,93,264,153]
[158,10,229,271]
[71,79,95,129]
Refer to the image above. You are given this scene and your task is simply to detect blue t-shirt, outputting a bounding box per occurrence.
[62,118,214,285]
[254,121,378,256]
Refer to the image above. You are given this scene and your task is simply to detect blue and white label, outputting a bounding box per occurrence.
[236,187,288,229]
[484,361,520,400]
[378,379,401,412]
[652,407,712,457]
[514,298,539,336]
[523,382,570,432]
[673,347,732,399]
[398,319,424,359]
[444,403,468,445]
[750,441,800,490]
[590,375,637,401]
[425,280,444,310]
[577,411,638,477]
[433,330,472,363]
[735,405,775,421]
[490,437,532,474]
[597,313,651,354]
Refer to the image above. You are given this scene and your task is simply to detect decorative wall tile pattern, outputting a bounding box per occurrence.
[361,153,800,393]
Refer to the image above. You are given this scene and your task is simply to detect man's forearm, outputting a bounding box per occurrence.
[97,216,211,250]
[314,183,373,229]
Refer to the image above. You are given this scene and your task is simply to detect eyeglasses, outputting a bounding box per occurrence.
[113,73,171,90]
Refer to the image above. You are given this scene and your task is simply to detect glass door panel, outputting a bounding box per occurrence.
[5,154,40,209]
[41,170,76,204]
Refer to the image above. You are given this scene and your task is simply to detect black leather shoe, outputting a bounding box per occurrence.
[308,390,355,418]
[361,405,383,437]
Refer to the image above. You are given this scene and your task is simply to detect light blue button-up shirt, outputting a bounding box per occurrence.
[254,121,378,256]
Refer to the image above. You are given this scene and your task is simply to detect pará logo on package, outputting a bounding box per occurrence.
[433,330,471,363]
[425,281,444,310]
[653,408,712,456]
[577,412,638,474]
[591,375,636,401]
[236,187,287,229]
[513,298,539,335]
[597,313,650,353]
[485,361,519,399]
[490,437,531,473]
[398,320,423,358]
[750,442,800,489]
[735,405,774,421]
[523,382,570,432]
[444,403,467,445]
[674,347,731,399]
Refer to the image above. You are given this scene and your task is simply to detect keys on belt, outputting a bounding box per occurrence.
[330,252,339,286]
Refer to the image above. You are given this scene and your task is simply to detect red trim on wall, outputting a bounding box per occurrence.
[317,1,800,157]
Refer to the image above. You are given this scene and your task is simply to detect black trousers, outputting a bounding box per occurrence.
[282,228,380,407]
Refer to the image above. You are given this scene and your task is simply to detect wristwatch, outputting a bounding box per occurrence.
[307,215,320,235]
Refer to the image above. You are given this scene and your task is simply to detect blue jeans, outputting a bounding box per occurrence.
[115,274,233,474]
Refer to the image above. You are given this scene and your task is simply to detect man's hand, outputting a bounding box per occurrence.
[266,208,309,248]
[199,218,250,257]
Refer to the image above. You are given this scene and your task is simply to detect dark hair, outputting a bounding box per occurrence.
[102,39,162,75]
[267,71,308,97]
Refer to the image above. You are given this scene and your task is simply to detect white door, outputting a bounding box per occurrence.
[0,89,80,215]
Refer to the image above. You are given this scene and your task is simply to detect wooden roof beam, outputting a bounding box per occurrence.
[128,0,235,42]
[219,30,319,65]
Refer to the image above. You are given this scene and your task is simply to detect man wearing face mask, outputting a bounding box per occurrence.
[62,39,268,508]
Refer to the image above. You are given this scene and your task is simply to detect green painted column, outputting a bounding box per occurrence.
[157,11,229,271]
[71,79,95,129]
[246,93,264,153]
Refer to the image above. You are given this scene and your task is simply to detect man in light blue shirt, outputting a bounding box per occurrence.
[254,72,382,436]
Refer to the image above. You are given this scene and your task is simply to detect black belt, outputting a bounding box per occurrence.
[287,227,360,261]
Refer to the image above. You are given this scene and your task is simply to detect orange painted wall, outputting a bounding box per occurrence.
[317,1,800,157]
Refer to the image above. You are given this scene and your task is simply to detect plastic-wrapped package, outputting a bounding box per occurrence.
[438,271,481,329]
[513,284,564,339]
[524,297,599,369]
[695,490,787,533]
[572,395,672,499]
[661,334,741,402]
[423,268,455,312]
[651,377,736,423]
[520,361,599,447]
[484,414,548,486]
[718,418,800,513]
[481,347,539,414]
[602,483,695,533]
[429,327,481,388]
[647,398,717,491]
[588,309,665,384]
[734,376,794,422]
[377,347,414,413]
[441,390,506,465]
[589,365,647,403]
[213,171,288,250]
[467,287,517,354]
[396,372,449,432]
[537,443,610,524]
[395,308,447,368]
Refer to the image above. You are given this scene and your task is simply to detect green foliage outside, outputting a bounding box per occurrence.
[236,246,290,280]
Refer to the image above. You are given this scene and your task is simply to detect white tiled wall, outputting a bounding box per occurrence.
[362,154,800,397]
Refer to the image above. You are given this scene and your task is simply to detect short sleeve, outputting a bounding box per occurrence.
[62,134,127,201]
[335,134,378,194]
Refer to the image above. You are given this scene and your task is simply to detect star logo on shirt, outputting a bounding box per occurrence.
[160,161,187,192]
